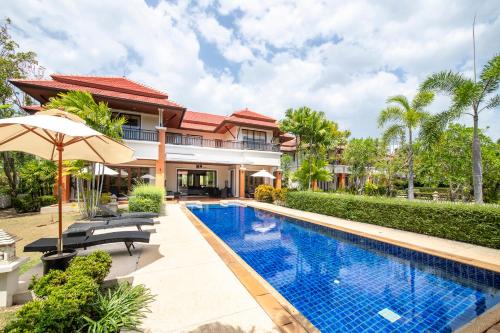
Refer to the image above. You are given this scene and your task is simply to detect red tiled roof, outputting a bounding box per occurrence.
[21,105,43,113]
[180,110,226,132]
[231,108,276,122]
[280,137,297,151]
[51,74,168,98]
[11,78,184,109]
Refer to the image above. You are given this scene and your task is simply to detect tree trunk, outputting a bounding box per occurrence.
[407,128,414,200]
[472,111,483,203]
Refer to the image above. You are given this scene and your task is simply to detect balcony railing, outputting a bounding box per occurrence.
[166,135,280,152]
[122,128,158,141]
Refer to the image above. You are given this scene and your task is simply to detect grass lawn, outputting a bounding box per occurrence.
[0,208,80,273]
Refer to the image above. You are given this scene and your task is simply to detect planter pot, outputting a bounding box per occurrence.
[41,249,77,274]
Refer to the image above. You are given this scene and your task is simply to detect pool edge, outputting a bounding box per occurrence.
[180,204,320,333]
[243,201,500,274]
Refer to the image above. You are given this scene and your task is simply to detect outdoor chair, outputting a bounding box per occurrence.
[24,231,150,256]
[63,218,155,237]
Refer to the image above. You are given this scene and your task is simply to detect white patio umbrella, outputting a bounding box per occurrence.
[0,109,134,254]
[141,174,155,180]
[82,162,119,176]
[250,169,276,179]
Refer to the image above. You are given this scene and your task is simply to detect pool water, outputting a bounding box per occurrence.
[187,204,500,333]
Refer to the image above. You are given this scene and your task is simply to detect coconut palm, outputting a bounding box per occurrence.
[378,91,434,199]
[420,54,499,203]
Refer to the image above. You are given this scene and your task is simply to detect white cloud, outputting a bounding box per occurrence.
[2,0,499,139]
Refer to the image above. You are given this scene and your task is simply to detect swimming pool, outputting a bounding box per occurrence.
[187,204,500,333]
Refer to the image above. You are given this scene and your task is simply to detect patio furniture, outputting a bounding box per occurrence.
[64,218,155,237]
[93,204,159,220]
[24,231,150,256]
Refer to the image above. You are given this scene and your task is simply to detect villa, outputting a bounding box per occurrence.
[10,75,297,200]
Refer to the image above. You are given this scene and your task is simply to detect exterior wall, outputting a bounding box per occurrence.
[166,143,281,166]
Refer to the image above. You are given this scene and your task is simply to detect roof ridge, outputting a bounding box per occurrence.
[50,74,169,99]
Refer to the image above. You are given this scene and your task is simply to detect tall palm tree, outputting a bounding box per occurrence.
[420,55,499,203]
[378,91,434,199]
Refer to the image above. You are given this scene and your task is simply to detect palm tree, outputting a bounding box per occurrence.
[420,55,499,203]
[378,91,434,199]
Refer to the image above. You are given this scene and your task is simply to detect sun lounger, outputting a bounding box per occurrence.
[24,231,150,256]
[64,218,155,237]
[91,204,159,220]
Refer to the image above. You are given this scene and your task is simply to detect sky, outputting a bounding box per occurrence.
[3,0,499,139]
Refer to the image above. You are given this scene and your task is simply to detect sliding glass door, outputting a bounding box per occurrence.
[176,169,217,196]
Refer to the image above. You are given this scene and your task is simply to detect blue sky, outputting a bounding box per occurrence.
[3,0,499,139]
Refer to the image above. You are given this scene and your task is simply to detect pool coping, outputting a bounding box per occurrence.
[180,204,319,333]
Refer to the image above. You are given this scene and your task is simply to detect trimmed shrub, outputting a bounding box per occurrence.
[284,191,500,249]
[12,194,40,213]
[6,251,112,333]
[255,184,274,203]
[39,195,57,207]
[272,188,288,203]
[128,185,164,214]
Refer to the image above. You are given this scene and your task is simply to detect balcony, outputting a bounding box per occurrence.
[166,135,280,152]
[122,128,158,141]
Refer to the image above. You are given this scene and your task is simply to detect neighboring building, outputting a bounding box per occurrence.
[10,75,291,200]
[280,138,350,190]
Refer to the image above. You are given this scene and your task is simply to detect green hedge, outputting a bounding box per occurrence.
[40,195,57,207]
[12,194,40,213]
[284,191,500,249]
[128,185,164,214]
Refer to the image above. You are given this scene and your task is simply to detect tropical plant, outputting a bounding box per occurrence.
[18,159,56,197]
[378,91,434,199]
[280,154,293,187]
[342,138,380,193]
[44,91,126,217]
[82,282,154,333]
[420,54,499,203]
[415,124,499,203]
[0,19,38,198]
[293,158,332,190]
[254,184,275,203]
[280,106,348,189]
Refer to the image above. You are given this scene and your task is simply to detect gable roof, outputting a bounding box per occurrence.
[10,75,183,110]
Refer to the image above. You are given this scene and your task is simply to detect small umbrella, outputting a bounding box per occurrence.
[141,174,155,180]
[250,169,276,179]
[0,109,134,254]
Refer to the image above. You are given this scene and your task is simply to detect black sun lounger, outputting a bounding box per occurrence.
[24,231,150,256]
[64,218,155,237]
[91,204,159,221]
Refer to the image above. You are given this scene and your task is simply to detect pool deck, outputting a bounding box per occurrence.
[128,204,279,333]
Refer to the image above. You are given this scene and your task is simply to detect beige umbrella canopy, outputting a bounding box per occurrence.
[0,109,135,253]
[251,169,276,179]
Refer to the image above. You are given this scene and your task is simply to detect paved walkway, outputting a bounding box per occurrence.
[127,204,278,333]
[246,201,500,272]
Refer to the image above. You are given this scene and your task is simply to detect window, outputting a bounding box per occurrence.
[113,112,141,128]
[242,129,266,143]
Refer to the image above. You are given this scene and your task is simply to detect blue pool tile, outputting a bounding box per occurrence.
[189,205,500,333]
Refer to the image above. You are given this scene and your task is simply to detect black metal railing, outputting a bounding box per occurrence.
[122,128,158,141]
[166,135,280,152]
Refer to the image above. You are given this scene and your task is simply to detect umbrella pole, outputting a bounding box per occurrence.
[57,145,63,254]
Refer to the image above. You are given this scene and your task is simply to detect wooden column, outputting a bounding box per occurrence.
[339,174,345,189]
[155,126,166,189]
[239,167,246,198]
[127,167,132,193]
[116,168,121,191]
[55,173,71,203]
[274,169,282,189]
[312,179,318,190]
